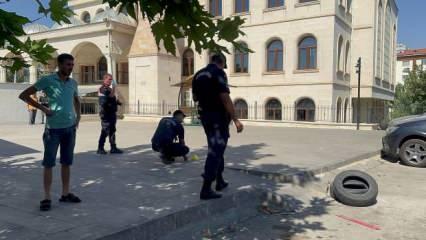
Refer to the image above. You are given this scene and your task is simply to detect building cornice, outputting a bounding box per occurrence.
[353,25,373,31]
[241,13,352,30]
[19,21,136,41]
[226,82,350,88]
[68,0,103,9]
[128,53,180,60]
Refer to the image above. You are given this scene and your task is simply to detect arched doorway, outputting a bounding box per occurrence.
[71,42,105,85]
[265,98,282,120]
[234,99,248,119]
[344,99,349,123]
[336,98,342,123]
[296,98,315,122]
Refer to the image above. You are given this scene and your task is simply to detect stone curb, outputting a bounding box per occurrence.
[226,151,380,185]
[96,187,265,240]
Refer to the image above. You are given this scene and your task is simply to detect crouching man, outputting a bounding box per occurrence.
[151,110,190,164]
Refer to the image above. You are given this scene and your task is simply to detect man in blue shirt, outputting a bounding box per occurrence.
[151,110,190,164]
[19,54,82,211]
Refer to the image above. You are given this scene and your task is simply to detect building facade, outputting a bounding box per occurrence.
[396,48,426,85]
[0,0,398,124]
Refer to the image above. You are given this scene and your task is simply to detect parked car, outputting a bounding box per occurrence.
[381,114,426,167]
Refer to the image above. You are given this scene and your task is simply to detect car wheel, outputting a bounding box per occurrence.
[399,139,426,168]
[331,170,378,207]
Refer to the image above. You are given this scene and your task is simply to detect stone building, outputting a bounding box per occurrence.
[0,0,398,124]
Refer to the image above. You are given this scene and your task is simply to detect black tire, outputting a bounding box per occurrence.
[399,139,426,168]
[331,170,378,207]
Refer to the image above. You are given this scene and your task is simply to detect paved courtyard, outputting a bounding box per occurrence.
[212,156,426,240]
[0,120,384,173]
[0,120,386,239]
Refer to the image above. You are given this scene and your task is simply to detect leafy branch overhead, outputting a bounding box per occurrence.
[0,0,73,71]
[1,0,249,72]
[103,0,250,55]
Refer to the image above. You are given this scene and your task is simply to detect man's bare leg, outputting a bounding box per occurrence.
[43,167,53,200]
[61,165,70,196]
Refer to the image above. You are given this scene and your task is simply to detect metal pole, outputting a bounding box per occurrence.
[137,100,140,115]
[356,58,362,130]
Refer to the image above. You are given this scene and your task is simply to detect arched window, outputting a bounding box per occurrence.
[344,42,350,74]
[234,99,248,119]
[268,0,284,8]
[182,49,194,76]
[296,98,315,122]
[234,42,249,73]
[347,0,352,13]
[298,36,317,70]
[265,99,282,120]
[337,36,344,72]
[383,3,392,82]
[343,98,349,123]
[267,40,283,72]
[98,56,108,80]
[36,63,46,80]
[4,54,30,83]
[235,0,249,13]
[376,1,383,78]
[209,0,222,16]
[81,12,91,24]
[392,25,397,85]
[336,98,342,123]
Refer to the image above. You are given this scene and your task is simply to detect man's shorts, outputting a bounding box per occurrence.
[42,126,76,168]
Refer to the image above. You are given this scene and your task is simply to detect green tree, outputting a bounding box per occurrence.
[392,69,426,118]
[0,0,248,72]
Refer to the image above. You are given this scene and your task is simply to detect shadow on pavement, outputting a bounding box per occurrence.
[0,139,39,159]
[1,142,330,240]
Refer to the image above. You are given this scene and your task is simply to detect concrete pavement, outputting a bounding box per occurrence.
[212,156,426,240]
[0,121,386,239]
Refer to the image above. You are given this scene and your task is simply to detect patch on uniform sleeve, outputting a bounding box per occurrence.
[218,76,227,86]
[196,71,212,80]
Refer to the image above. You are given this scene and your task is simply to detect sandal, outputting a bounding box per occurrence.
[40,199,51,211]
[59,193,82,203]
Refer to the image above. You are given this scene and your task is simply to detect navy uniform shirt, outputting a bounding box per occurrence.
[98,84,118,117]
[151,117,184,147]
[192,64,230,114]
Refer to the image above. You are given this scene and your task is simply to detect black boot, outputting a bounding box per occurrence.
[97,147,107,155]
[110,145,123,154]
[200,180,222,200]
[216,174,229,191]
[160,154,175,165]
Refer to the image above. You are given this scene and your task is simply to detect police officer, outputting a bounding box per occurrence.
[151,110,190,164]
[97,74,123,154]
[192,54,244,200]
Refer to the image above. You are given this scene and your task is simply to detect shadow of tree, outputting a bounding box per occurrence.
[0,139,39,160]
[0,141,330,240]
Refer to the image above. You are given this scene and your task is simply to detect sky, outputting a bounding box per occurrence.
[0,0,424,49]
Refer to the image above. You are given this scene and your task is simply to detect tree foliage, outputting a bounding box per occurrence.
[0,0,248,72]
[392,69,426,118]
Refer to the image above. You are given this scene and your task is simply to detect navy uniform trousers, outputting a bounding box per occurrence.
[200,112,230,182]
[98,115,117,148]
